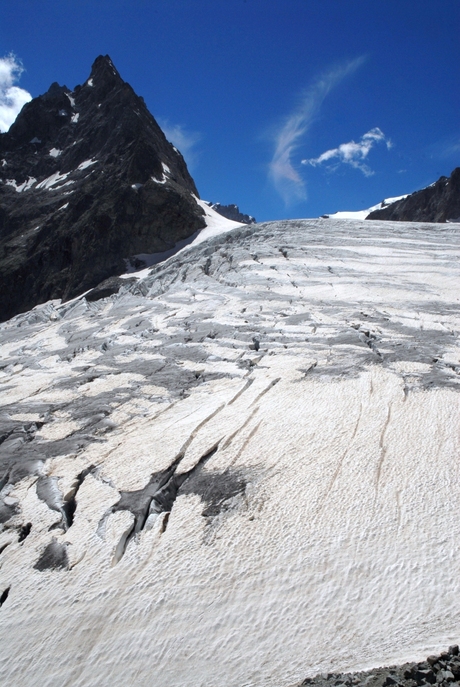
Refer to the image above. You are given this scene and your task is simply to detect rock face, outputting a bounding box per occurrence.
[0,217,459,687]
[0,55,205,322]
[210,202,256,224]
[366,167,460,222]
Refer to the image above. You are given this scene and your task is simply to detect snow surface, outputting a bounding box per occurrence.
[71,112,80,123]
[77,158,97,171]
[4,176,37,192]
[49,148,62,158]
[192,197,245,244]
[0,219,459,687]
[324,195,408,220]
[35,171,74,190]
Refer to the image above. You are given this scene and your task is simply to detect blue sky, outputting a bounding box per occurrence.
[1,0,459,221]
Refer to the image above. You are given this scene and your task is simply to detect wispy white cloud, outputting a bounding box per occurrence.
[436,136,460,159]
[0,54,32,132]
[268,56,366,204]
[159,119,201,170]
[302,127,391,176]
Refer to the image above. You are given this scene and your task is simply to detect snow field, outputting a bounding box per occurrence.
[0,218,459,687]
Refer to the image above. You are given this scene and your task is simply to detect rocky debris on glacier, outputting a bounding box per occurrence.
[0,217,459,687]
[367,167,460,223]
[208,201,256,224]
[0,55,206,322]
[299,645,460,687]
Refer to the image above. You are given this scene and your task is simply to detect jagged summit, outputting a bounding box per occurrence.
[89,54,122,82]
[0,56,205,321]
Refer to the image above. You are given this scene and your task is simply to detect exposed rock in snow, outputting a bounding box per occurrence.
[0,218,459,687]
[298,644,460,687]
[209,201,256,224]
[0,55,205,322]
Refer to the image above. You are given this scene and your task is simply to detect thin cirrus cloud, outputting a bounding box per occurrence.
[302,127,391,176]
[0,54,32,133]
[435,135,460,159]
[268,56,366,205]
[159,119,201,170]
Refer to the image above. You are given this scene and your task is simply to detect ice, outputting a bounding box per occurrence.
[0,218,459,687]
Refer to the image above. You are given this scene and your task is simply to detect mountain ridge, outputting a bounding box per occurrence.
[366,167,460,222]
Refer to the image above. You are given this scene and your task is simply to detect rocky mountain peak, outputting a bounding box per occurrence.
[0,56,205,321]
[44,81,70,98]
[89,54,121,81]
[366,166,460,222]
[210,202,256,224]
[81,54,126,98]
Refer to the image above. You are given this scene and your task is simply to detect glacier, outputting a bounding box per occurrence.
[0,217,459,687]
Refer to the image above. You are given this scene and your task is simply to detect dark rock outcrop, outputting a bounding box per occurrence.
[299,645,460,687]
[0,55,206,321]
[210,202,256,224]
[367,168,460,222]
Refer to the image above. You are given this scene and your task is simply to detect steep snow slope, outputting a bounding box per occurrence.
[0,218,459,687]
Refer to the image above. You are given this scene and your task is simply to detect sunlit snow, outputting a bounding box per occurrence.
[77,159,97,171]
[35,171,74,190]
[4,176,37,192]
[0,218,458,687]
[325,195,408,219]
